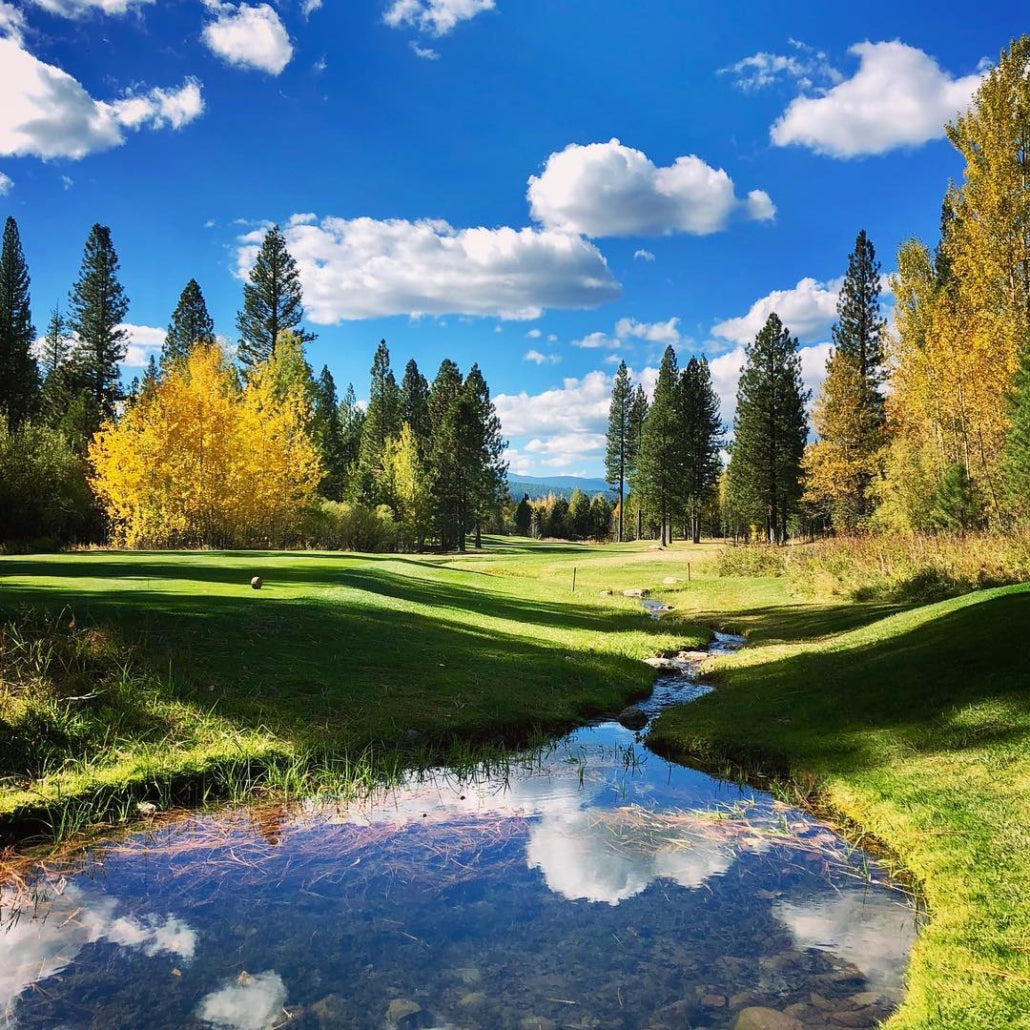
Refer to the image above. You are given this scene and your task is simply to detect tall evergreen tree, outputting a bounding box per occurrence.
[400,358,432,453]
[727,313,809,545]
[428,359,466,550]
[604,361,632,542]
[635,345,685,545]
[67,223,129,418]
[832,230,887,417]
[163,278,215,369]
[627,383,649,539]
[311,366,346,500]
[0,216,39,429]
[236,225,310,368]
[354,340,401,505]
[680,356,723,543]
[462,363,507,549]
[514,494,532,536]
[339,382,365,483]
[39,307,74,423]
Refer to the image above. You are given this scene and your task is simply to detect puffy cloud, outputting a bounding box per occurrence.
[196,970,288,1030]
[119,323,165,367]
[0,882,195,1012]
[410,41,439,59]
[525,328,541,339]
[0,171,11,194]
[523,349,560,365]
[239,216,620,322]
[0,37,202,159]
[720,39,842,92]
[711,276,842,344]
[745,189,776,221]
[527,138,774,237]
[771,41,985,158]
[202,3,293,75]
[633,248,655,262]
[573,316,680,350]
[26,0,153,15]
[383,0,495,36]
[0,1,26,41]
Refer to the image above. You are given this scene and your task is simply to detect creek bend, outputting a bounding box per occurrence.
[0,633,918,1029]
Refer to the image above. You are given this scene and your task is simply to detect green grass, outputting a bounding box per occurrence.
[0,539,713,837]
[649,582,1030,1030]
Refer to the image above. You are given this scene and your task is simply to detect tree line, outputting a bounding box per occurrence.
[0,220,507,551]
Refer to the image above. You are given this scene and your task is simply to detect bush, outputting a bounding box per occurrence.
[305,499,399,551]
[708,545,786,577]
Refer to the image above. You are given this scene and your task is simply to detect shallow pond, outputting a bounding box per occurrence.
[0,635,918,1029]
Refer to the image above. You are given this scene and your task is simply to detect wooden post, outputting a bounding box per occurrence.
[687,562,692,583]
[572,566,577,592]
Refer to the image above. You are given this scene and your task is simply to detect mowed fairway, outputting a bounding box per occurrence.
[0,540,715,823]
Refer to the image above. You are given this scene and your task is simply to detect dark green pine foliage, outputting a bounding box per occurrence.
[312,365,347,500]
[604,360,632,541]
[728,313,809,545]
[680,357,723,543]
[636,346,685,545]
[832,230,887,423]
[0,217,39,429]
[627,383,649,539]
[930,463,984,532]
[140,355,160,400]
[339,382,365,482]
[514,494,532,536]
[354,340,401,505]
[67,224,129,419]
[235,225,311,368]
[400,358,432,454]
[428,359,466,550]
[462,363,507,549]
[163,278,215,369]
[39,307,74,423]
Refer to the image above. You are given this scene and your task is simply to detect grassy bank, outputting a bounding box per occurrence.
[0,540,712,839]
[649,582,1030,1030]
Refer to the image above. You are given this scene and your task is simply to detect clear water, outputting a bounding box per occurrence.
[0,635,918,1029]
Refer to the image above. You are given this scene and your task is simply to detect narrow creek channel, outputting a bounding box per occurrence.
[0,632,918,1030]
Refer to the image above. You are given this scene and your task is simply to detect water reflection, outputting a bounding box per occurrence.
[0,639,919,1030]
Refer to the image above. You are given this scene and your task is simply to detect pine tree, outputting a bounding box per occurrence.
[312,365,347,500]
[40,307,71,379]
[339,382,365,482]
[727,313,809,545]
[236,225,311,368]
[354,340,401,505]
[627,383,649,539]
[0,216,39,429]
[832,230,887,420]
[1001,334,1030,516]
[67,223,129,418]
[604,361,632,542]
[428,359,466,549]
[514,494,532,536]
[462,363,507,548]
[636,346,685,545]
[163,278,215,369]
[400,358,432,454]
[680,356,723,543]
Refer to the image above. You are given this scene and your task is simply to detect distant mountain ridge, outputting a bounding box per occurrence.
[508,475,617,500]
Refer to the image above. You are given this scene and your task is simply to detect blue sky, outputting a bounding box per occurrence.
[0,0,1017,477]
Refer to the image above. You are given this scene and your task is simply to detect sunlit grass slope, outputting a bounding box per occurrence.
[649,583,1030,1030]
[0,540,714,832]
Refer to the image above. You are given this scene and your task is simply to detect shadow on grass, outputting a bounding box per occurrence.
[650,586,1030,776]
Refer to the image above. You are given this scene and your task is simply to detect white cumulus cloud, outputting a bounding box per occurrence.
[202,3,293,75]
[523,349,560,365]
[239,215,620,322]
[119,323,165,367]
[383,0,494,36]
[0,172,11,194]
[720,40,842,92]
[711,276,842,344]
[26,0,151,14]
[633,248,655,262]
[0,37,202,159]
[527,138,775,237]
[0,1,26,40]
[771,41,985,157]
[573,315,680,350]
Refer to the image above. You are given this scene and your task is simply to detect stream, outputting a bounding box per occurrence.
[0,632,918,1029]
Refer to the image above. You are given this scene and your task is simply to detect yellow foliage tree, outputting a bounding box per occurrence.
[90,342,323,547]
[804,348,882,532]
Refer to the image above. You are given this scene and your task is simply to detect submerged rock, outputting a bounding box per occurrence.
[617,706,648,731]
[733,1007,803,1030]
